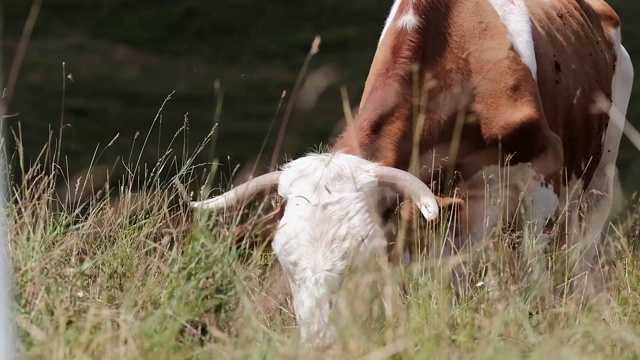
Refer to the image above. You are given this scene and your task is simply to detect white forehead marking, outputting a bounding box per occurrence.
[379,0,403,44]
[487,0,538,80]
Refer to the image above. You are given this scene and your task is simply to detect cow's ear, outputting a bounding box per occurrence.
[435,196,464,208]
[233,196,287,246]
[434,196,465,220]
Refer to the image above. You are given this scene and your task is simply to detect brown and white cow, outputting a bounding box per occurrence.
[335,0,633,289]
[191,0,633,346]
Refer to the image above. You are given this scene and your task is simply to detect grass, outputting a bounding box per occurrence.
[6,88,640,359]
[6,2,640,357]
[3,1,383,191]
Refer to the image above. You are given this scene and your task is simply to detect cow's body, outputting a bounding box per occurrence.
[333,0,633,289]
[191,0,633,347]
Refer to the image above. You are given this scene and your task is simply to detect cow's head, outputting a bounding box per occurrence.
[190,152,438,346]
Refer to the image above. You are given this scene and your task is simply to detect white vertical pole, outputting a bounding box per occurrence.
[0,3,17,359]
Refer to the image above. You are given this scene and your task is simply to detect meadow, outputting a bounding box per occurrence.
[6,1,640,358]
[8,94,640,359]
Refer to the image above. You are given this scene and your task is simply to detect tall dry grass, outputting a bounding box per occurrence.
[4,88,640,359]
[5,23,640,358]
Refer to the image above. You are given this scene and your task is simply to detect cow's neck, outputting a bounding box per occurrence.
[332,0,450,170]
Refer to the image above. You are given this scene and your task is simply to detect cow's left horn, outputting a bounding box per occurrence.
[372,166,439,221]
[190,171,283,210]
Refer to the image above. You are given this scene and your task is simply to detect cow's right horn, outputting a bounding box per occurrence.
[372,166,439,221]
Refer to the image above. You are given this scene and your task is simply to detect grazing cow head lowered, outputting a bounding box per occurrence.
[192,0,634,348]
[191,152,439,345]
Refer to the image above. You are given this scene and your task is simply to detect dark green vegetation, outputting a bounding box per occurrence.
[3,1,390,195]
[5,1,639,195]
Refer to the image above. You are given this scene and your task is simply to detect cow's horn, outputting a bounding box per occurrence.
[190,171,283,210]
[372,166,439,221]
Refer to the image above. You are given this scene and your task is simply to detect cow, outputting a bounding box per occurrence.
[191,0,633,347]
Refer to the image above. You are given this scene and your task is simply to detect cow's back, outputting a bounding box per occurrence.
[333,0,623,190]
[327,0,631,290]
[527,0,619,185]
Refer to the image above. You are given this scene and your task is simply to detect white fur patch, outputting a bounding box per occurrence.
[573,87,582,104]
[601,28,633,166]
[379,0,403,44]
[600,28,633,224]
[611,166,625,219]
[193,152,439,346]
[397,6,420,31]
[401,249,411,267]
[528,181,559,225]
[273,152,437,346]
[278,153,379,201]
[582,29,632,253]
[459,162,559,245]
[274,155,387,345]
[556,28,633,284]
[558,175,584,210]
[445,162,560,293]
[487,0,538,80]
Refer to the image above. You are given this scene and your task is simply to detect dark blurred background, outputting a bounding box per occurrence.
[3,1,640,198]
